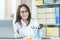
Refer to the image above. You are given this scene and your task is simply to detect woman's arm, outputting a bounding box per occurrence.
[13,23,19,37]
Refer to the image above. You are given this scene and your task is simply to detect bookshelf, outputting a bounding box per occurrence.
[36,3,60,8]
[35,1,60,37]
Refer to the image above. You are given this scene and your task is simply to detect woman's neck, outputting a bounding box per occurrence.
[22,19,28,25]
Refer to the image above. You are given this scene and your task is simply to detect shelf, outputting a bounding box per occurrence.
[43,24,60,27]
[37,12,55,14]
[36,3,60,8]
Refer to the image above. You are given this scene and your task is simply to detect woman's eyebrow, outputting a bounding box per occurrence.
[20,9,27,11]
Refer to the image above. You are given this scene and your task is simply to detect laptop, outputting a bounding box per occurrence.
[0,19,14,38]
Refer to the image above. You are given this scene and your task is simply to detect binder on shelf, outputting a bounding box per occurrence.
[43,0,54,4]
[55,7,60,24]
[35,0,43,5]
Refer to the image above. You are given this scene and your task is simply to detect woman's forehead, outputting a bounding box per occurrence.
[20,7,27,11]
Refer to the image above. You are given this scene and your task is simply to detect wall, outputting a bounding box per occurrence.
[5,0,21,19]
[21,0,32,14]
[5,0,12,19]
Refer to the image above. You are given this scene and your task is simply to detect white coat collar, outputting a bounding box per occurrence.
[21,19,27,26]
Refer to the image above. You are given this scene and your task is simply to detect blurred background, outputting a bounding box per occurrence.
[0,0,60,40]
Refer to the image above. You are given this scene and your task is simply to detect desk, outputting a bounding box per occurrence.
[0,37,23,40]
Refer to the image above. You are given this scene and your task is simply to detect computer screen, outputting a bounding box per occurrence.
[0,19,14,38]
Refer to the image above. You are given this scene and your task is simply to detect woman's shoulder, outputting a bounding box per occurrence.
[14,22,20,27]
[14,22,19,25]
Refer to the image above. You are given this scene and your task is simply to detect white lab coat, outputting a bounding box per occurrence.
[13,19,42,40]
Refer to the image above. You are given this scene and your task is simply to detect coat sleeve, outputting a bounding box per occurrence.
[33,19,39,28]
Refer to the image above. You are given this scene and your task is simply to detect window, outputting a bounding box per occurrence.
[0,0,5,19]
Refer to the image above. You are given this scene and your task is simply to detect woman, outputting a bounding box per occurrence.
[13,4,40,40]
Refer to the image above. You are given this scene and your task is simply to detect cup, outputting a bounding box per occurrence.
[32,28,41,40]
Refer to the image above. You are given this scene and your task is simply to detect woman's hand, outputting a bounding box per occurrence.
[23,36,32,40]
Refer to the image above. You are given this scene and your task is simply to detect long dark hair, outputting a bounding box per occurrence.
[15,4,31,26]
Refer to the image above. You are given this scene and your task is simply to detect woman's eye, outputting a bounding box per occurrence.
[25,10,28,11]
[20,11,24,13]
[20,10,28,13]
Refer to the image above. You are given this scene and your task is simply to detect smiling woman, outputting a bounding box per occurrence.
[13,4,40,40]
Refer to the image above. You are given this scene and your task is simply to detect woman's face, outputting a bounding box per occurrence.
[20,7,29,20]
